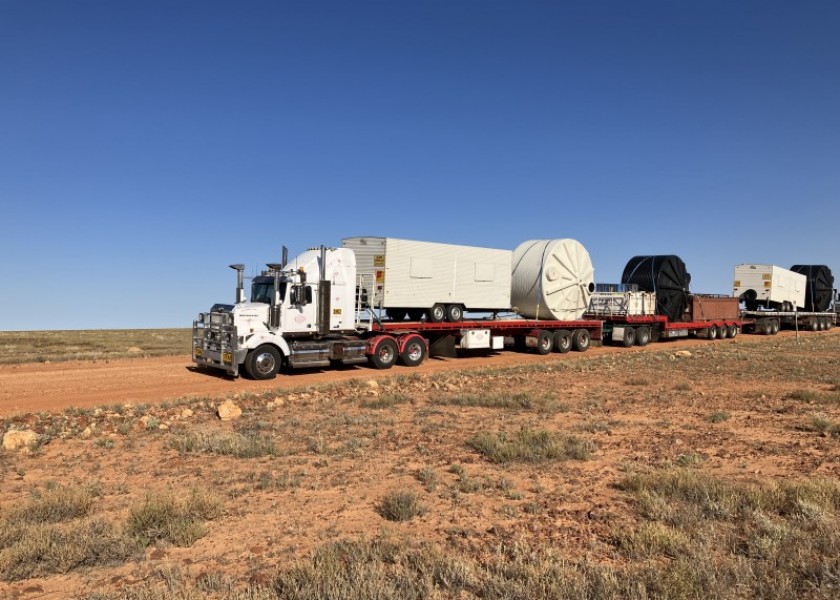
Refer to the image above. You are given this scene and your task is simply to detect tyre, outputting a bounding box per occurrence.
[446,304,463,322]
[535,330,552,355]
[728,324,738,338]
[810,319,819,332]
[708,325,718,340]
[399,335,427,367]
[762,321,773,335]
[407,309,425,322]
[718,324,728,339]
[429,304,446,323]
[572,329,591,352]
[386,308,407,321]
[553,329,572,353]
[635,326,650,347]
[771,319,780,335]
[370,337,398,369]
[622,327,636,348]
[245,345,281,380]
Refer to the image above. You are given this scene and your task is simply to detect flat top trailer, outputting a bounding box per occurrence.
[371,318,602,335]
[358,316,604,359]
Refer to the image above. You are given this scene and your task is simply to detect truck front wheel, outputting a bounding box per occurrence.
[245,345,281,380]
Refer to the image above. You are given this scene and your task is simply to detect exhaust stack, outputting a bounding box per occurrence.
[229,264,245,304]
[317,246,331,335]
[266,262,283,329]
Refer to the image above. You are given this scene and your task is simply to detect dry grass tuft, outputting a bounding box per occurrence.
[467,429,593,464]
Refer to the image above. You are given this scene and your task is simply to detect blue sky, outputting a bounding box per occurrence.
[1,1,838,330]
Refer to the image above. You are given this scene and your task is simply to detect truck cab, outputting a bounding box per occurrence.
[192,247,362,378]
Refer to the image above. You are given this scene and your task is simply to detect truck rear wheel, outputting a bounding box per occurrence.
[635,326,650,346]
[771,319,780,335]
[622,327,636,347]
[553,329,572,353]
[708,325,718,340]
[572,329,591,352]
[400,335,427,367]
[370,337,398,369]
[718,324,728,339]
[245,345,281,380]
[728,324,738,338]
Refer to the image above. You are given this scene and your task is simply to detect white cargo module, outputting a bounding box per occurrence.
[733,264,806,311]
[342,237,512,317]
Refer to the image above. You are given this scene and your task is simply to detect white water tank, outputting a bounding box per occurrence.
[511,239,596,321]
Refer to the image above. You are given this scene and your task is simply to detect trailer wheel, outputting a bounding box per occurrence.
[370,337,398,369]
[708,325,718,340]
[635,326,651,347]
[553,329,572,353]
[728,325,738,338]
[572,329,591,352]
[771,319,780,335]
[718,324,729,339]
[622,327,636,348]
[244,345,281,380]
[535,330,553,355]
[446,304,463,322]
[407,309,425,322]
[429,304,446,323]
[399,335,427,367]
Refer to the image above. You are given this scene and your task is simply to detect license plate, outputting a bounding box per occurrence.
[223,352,233,364]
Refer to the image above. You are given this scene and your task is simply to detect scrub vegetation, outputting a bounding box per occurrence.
[2,330,840,598]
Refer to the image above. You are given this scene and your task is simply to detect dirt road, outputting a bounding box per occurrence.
[0,330,827,416]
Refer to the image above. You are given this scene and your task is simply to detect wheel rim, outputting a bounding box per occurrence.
[406,342,423,362]
[254,352,276,376]
[432,306,445,321]
[379,345,395,363]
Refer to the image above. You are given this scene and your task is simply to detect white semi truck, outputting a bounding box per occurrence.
[192,241,600,379]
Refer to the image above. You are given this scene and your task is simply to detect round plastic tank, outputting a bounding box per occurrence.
[621,255,691,322]
[790,265,834,312]
[511,239,595,321]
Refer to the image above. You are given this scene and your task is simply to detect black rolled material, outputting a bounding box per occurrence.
[621,255,691,322]
[790,265,834,312]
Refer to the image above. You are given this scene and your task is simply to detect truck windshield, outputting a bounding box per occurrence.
[251,281,287,304]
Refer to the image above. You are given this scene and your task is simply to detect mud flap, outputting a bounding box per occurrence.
[429,335,457,358]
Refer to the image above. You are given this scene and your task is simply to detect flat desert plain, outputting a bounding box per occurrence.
[1,330,839,599]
